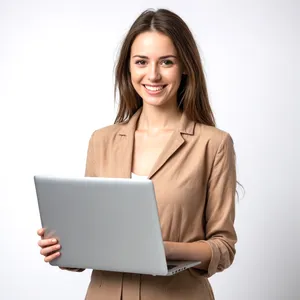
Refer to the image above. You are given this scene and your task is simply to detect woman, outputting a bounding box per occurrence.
[37,8,237,300]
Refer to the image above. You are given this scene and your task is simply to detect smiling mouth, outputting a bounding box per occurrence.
[143,84,167,92]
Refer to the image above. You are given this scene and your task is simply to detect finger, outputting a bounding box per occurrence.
[38,238,58,247]
[40,244,61,256]
[37,228,45,237]
[44,251,60,263]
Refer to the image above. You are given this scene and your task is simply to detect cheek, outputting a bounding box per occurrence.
[162,68,181,84]
[131,73,144,86]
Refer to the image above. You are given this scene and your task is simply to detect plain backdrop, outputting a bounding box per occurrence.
[1,0,299,299]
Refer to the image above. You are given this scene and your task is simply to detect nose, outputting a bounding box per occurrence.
[148,63,161,82]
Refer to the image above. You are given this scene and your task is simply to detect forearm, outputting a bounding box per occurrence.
[164,241,212,270]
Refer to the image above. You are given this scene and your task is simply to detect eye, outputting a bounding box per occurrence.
[161,59,174,66]
[135,60,147,66]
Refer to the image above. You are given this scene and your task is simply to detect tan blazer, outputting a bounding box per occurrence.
[83,108,237,300]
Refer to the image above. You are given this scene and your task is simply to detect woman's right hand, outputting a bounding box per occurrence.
[37,228,61,262]
[37,228,84,272]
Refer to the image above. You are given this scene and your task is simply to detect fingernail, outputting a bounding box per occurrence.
[52,239,56,243]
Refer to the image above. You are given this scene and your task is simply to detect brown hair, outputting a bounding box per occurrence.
[114,8,216,126]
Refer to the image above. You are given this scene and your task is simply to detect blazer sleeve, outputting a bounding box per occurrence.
[200,133,238,278]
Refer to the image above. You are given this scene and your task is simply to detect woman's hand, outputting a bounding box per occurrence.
[37,228,84,272]
[163,241,210,270]
[37,228,61,262]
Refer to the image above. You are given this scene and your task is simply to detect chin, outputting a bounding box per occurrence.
[140,92,176,107]
[142,97,169,107]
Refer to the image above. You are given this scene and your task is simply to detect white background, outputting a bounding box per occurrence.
[1,0,299,299]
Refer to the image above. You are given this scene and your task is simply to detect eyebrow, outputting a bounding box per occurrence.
[132,55,177,59]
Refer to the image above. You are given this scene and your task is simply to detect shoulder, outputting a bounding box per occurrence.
[87,122,128,148]
[193,122,234,153]
[91,123,122,139]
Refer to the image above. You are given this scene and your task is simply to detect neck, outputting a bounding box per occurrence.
[137,102,182,131]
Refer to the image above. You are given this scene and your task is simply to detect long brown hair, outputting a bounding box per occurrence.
[114,8,215,127]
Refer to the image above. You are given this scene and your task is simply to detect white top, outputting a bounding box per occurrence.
[131,172,148,180]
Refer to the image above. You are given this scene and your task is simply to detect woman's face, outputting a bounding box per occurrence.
[129,31,183,108]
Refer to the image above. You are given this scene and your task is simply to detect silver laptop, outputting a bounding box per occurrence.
[34,175,201,276]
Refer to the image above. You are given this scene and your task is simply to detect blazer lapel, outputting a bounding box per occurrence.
[147,130,184,179]
[148,113,195,179]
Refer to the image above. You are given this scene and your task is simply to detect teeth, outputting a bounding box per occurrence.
[145,85,164,91]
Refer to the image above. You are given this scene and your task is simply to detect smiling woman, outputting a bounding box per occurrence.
[37,8,238,300]
[114,9,215,127]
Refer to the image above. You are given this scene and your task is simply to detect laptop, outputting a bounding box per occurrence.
[34,175,201,276]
